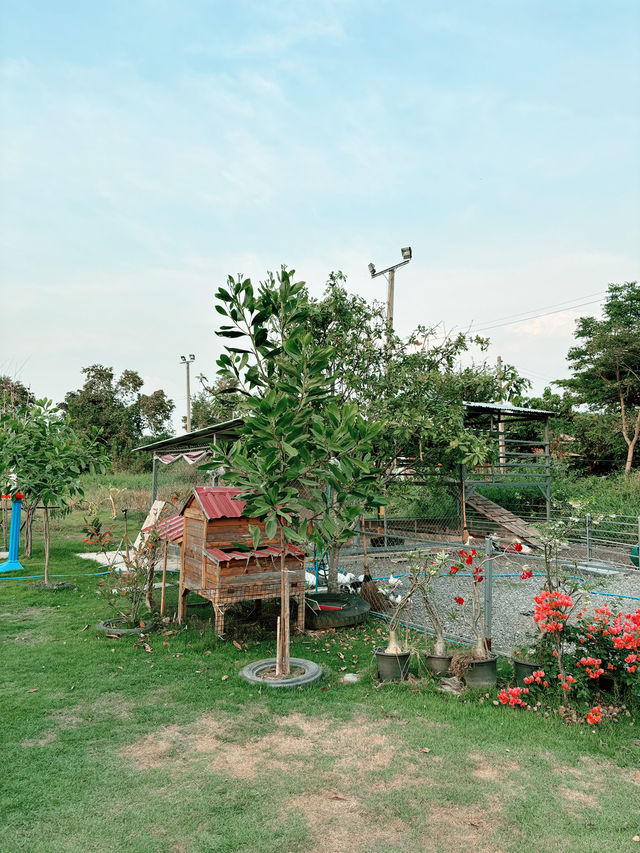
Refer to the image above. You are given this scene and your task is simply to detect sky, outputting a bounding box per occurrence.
[1,0,639,432]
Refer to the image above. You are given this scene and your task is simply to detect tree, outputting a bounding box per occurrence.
[0,376,34,413]
[558,282,640,474]
[309,275,505,480]
[61,365,174,465]
[183,376,241,431]
[0,400,106,583]
[205,268,382,676]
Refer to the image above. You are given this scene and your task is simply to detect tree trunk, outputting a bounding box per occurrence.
[275,526,290,677]
[43,506,50,586]
[25,504,37,558]
[327,544,340,592]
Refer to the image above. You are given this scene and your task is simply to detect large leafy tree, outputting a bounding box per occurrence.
[0,400,106,583]
[205,268,382,676]
[61,365,174,465]
[558,282,640,474]
[309,275,511,479]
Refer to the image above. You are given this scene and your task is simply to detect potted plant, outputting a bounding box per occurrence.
[374,590,413,682]
[85,517,160,636]
[407,551,455,675]
[448,548,498,688]
[510,641,545,687]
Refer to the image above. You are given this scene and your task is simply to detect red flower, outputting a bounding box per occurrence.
[465,555,473,565]
[520,570,532,580]
[15,491,24,500]
[514,543,523,552]
[454,596,464,605]
[449,566,459,575]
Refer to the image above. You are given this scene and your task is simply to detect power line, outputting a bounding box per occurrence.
[469,290,606,328]
[470,297,604,334]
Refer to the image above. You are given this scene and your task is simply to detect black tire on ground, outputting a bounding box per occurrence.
[305,593,370,630]
[238,657,323,688]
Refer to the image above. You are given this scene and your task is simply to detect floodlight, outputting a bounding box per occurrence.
[401,247,412,260]
[368,262,376,276]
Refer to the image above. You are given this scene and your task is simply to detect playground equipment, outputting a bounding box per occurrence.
[0,493,25,573]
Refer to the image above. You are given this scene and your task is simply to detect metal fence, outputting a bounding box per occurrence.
[334,516,640,654]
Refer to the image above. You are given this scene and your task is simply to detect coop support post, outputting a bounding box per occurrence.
[483,536,493,652]
[586,513,592,562]
[160,538,168,617]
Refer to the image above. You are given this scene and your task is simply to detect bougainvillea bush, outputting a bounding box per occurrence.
[498,597,640,723]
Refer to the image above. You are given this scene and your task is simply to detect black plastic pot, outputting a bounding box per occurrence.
[423,652,453,676]
[374,647,411,682]
[511,659,541,688]
[463,656,498,689]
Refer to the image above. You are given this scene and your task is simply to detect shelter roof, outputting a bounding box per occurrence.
[204,543,304,564]
[133,419,243,455]
[180,486,247,520]
[463,401,553,421]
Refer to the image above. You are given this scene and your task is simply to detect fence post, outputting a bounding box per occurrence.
[586,513,592,562]
[383,510,388,549]
[484,535,493,652]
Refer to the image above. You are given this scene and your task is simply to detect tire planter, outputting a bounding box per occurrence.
[96,618,156,637]
[463,656,498,689]
[511,659,541,688]
[238,657,323,689]
[374,647,411,682]
[305,593,370,630]
[423,653,453,676]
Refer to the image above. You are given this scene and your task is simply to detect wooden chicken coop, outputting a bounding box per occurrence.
[177,486,306,635]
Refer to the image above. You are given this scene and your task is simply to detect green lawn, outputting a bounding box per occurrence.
[1,521,639,853]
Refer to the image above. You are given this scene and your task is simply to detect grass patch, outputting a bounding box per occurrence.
[1,533,639,852]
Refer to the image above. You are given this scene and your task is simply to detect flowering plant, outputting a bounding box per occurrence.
[447,547,491,660]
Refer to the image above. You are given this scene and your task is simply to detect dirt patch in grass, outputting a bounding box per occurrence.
[49,694,134,730]
[420,800,504,852]
[468,751,520,782]
[558,786,598,814]
[126,724,182,770]
[283,791,407,853]
[22,731,57,748]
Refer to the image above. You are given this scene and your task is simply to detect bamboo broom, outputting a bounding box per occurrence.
[357,515,388,612]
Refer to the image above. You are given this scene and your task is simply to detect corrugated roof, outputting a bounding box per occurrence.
[463,401,553,419]
[205,543,304,563]
[143,514,184,542]
[184,486,248,520]
[133,418,243,454]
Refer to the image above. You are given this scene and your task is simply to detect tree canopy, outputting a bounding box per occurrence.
[558,282,640,473]
[61,365,174,466]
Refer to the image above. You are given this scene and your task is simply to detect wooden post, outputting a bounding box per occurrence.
[276,526,290,677]
[160,538,168,617]
[43,506,50,586]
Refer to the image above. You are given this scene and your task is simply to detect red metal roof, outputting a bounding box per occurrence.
[205,543,304,564]
[182,486,248,520]
[142,514,184,542]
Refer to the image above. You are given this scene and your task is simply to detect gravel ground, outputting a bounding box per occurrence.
[334,548,640,654]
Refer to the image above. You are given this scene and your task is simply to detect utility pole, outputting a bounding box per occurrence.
[368,247,412,351]
[497,355,506,473]
[180,354,195,433]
